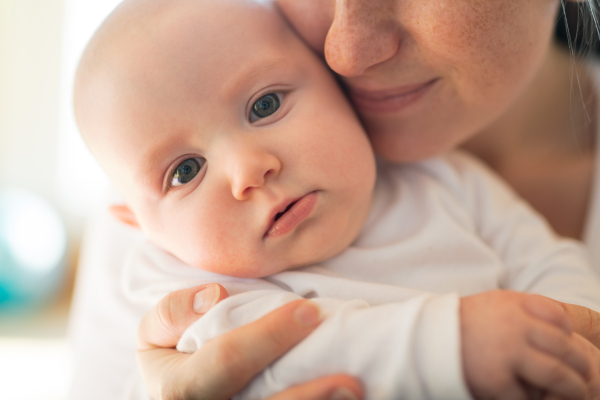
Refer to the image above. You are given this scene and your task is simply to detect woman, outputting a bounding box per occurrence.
[70,0,600,399]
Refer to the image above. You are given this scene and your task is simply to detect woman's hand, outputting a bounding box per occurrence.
[553,301,600,350]
[137,284,363,400]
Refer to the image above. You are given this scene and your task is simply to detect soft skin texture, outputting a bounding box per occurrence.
[274,0,596,240]
[278,0,559,161]
[74,0,376,278]
[138,285,600,400]
[276,0,562,162]
[73,0,600,399]
[138,290,364,400]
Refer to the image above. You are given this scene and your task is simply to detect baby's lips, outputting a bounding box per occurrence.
[265,191,318,238]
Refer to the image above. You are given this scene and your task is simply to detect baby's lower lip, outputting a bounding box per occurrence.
[348,79,439,114]
[265,192,318,239]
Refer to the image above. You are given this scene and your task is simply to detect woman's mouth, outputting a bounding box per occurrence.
[265,192,318,239]
[348,78,439,114]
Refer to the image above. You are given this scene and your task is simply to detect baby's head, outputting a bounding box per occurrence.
[74,0,376,278]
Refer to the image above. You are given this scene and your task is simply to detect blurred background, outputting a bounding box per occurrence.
[0,1,121,398]
[0,1,593,399]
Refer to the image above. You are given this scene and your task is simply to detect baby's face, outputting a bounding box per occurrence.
[77,0,376,277]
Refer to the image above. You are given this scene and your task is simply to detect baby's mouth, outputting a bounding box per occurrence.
[274,200,298,222]
[264,192,319,239]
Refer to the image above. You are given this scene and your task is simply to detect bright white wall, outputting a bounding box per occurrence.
[0,0,64,214]
[0,0,123,238]
[56,0,123,224]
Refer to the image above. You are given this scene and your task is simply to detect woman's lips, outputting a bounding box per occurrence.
[348,78,439,114]
[265,192,318,239]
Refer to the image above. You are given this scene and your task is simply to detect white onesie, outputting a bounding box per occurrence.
[123,151,600,400]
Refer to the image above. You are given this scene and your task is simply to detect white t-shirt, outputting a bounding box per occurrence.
[121,152,600,400]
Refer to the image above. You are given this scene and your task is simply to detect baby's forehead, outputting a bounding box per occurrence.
[82,0,295,94]
[75,0,307,192]
[76,0,296,132]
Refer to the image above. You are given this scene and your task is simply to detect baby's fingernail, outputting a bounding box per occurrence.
[330,387,359,400]
[193,284,219,314]
[294,301,322,327]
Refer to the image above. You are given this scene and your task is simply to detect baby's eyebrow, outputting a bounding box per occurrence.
[222,58,291,95]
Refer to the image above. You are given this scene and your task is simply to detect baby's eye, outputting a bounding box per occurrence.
[250,93,281,121]
[171,157,206,187]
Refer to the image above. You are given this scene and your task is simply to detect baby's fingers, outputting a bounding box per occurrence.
[516,347,588,400]
[528,321,591,378]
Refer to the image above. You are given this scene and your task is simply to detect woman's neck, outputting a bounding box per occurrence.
[462,43,597,239]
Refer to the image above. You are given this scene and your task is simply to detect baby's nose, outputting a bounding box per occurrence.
[229,149,281,201]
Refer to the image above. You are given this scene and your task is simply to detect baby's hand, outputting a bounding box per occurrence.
[460,290,595,400]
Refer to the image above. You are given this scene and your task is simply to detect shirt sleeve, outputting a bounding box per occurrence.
[124,242,472,400]
[177,290,470,400]
[440,152,600,311]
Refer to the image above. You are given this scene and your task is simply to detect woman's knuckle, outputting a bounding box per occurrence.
[157,293,177,333]
[586,308,600,335]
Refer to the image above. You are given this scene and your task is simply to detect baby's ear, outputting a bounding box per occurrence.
[108,205,140,228]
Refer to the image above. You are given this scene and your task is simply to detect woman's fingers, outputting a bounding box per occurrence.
[561,303,600,349]
[138,283,228,350]
[182,300,324,400]
[523,295,572,335]
[136,347,192,400]
[137,293,334,400]
[265,375,363,400]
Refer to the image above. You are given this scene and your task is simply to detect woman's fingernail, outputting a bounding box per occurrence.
[294,301,322,327]
[193,284,219,314]
[330,387,359,400]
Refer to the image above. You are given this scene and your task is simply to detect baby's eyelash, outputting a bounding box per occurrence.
[165,157,206,191]
[248,91,287,123]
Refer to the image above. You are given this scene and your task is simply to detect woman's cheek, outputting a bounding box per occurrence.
[415,0,553,106]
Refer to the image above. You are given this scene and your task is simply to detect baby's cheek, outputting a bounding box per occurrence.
[171,221,264,278]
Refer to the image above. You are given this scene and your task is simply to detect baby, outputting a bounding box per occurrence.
[74,0,600,399]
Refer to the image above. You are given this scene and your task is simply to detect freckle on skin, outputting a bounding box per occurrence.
[325,0,397,72]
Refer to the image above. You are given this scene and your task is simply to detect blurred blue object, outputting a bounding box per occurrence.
[0,188,67,309]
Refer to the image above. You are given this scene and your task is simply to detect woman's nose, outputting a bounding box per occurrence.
[229,147,281,201]
[325,0,400,77]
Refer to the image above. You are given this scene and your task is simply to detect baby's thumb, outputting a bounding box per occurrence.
[137,283,228,350]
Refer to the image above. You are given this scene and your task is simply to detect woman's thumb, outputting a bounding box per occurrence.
[137,283,228,350]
